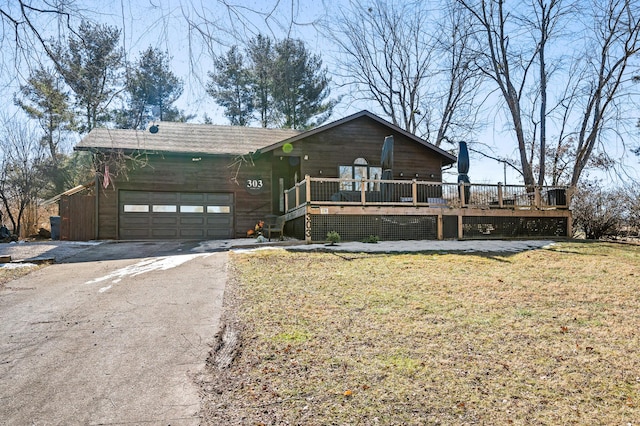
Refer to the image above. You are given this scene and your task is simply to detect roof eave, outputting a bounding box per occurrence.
[74,145,251,158]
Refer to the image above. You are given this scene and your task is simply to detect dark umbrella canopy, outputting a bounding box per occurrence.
[381,135,394,201]
[381,135,394,170]
[458,141,469,175]
[458,141,471,203]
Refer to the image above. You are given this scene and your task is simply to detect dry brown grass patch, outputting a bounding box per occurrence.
[0,264,43,290]
[200,242,640,425]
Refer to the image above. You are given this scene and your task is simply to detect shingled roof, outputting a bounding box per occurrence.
[76,122,301,156]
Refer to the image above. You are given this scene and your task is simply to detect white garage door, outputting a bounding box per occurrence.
[119,191,234,239]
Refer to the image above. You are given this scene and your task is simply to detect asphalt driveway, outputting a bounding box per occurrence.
[0,241,227,425]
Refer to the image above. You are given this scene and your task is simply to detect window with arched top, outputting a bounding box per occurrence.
[339,158,382,191]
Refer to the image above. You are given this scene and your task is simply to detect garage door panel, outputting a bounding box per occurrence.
[150,216,179,226]
[151,192,179,203]
[180,216,206,226]
[206,193,233,203]
[150,228,180,238]
[180,193,206,203]
[119,190,234,240]
[120,191,150,203]
[120,216,151,226]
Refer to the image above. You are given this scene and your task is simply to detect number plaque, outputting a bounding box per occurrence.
[246,177,266,194]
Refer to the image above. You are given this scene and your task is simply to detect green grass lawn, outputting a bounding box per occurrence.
[203,241,640,425]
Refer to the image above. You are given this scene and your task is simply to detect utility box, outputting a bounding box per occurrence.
[547,188,567,206]
[50,216,61,240]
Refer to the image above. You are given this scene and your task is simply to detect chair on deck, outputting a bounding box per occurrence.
[264,215,285,241]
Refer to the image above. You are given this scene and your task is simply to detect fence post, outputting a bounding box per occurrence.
[565,186,574,208]
[305,175,311,203]
[360,178,366,205]
[305,211,312,244]
[459,182,466,206]
[534,187,541,209]
[497,183,504,208]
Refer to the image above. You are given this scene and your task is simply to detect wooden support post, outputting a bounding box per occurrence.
[458,213,464,240]
[534,187,541,209]
[305,175,311,203]
[284,190,289,212]
[412,180,418,206]
[459,182,466,207]
[498,183,504,208]
[437,214,443,240]
[360,179,366,205]
[295,184,300,207]
[305,209,312,244]
[566,186,574,208]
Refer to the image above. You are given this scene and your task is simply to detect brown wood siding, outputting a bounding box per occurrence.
[60,194,96,241]
[277,116,445,182]
[94,116,450,239]
[97,154,273,239]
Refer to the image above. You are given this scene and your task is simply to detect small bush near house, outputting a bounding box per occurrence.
[325,230,341,245]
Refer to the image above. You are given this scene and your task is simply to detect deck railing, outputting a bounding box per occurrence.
[285,176,571,212]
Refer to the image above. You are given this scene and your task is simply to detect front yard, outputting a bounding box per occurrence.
[201,242,639,425]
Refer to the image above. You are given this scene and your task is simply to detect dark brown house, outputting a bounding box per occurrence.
[75,110,458,241]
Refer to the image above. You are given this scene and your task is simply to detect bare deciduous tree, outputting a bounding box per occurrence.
[568,0,640,187]
[0,118,47,236]
[327,0,481,146]
[0,1,82,82]
[458,0,640,187]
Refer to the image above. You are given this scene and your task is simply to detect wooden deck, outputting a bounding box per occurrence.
[284,176,572,242]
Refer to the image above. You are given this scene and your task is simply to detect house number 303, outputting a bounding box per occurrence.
[246,179,263,189]
[246,178,266,194]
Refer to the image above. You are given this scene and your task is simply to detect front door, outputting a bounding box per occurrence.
[272,156,301,214]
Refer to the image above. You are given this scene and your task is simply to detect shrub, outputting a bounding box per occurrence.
[362,235,379,243]
[571,182,626,239]
[326,230,341,245]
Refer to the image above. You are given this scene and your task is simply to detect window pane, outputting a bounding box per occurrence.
[180,205,204,213]
[354,165,367,190]
[207,205,231,213]
[153,205,177,212]
[354,157,368,165]
[123,204,149,212]
[369,167,382,191]
[339,166,353,191]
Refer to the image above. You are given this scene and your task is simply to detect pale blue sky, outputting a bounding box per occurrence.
[2,0,638,185]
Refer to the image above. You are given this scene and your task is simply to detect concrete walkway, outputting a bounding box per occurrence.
[194,238,557,254]
[1,238,557,264]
